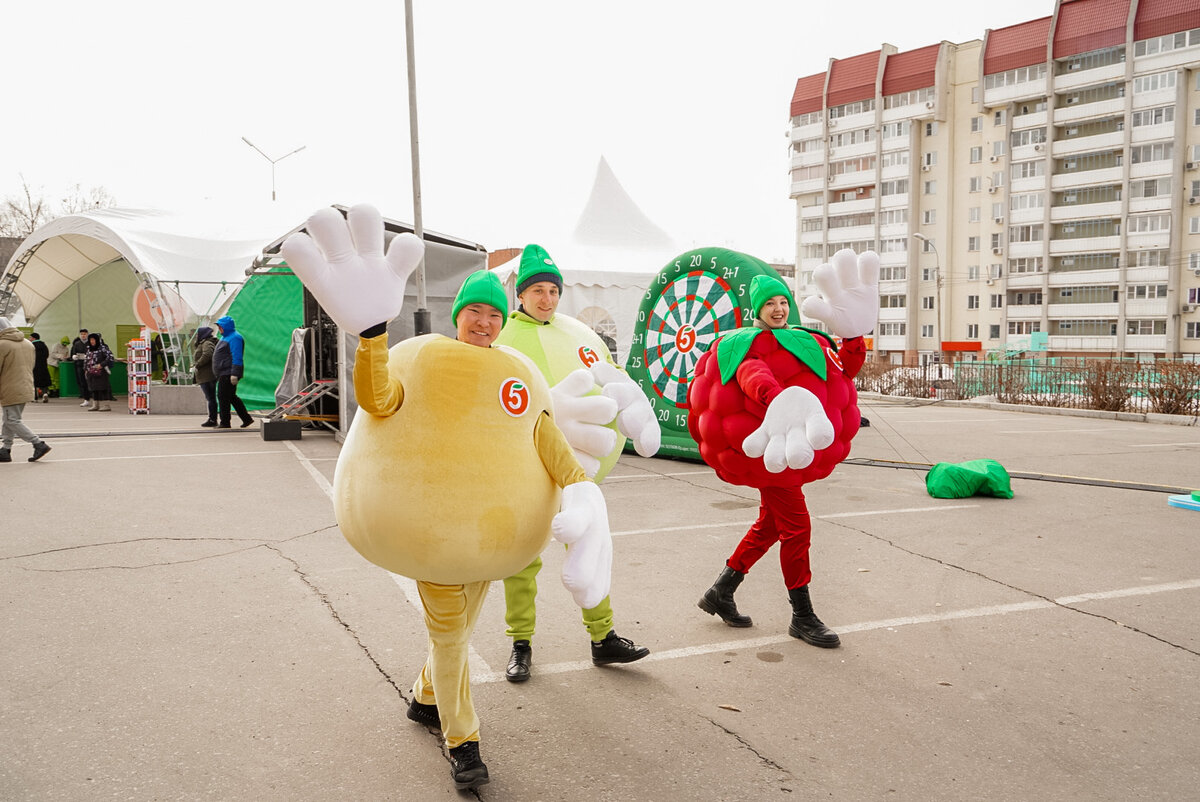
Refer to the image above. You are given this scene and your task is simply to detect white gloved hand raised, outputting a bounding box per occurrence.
[742,386,836,473]
[549,369,618,478]
[590,361,660,458]
[800,248,880,339]
[279,204,425,335]
[551,482,613,609]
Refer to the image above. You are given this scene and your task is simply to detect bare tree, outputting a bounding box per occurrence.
[0,176,116,238]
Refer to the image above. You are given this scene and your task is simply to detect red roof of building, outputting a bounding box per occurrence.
[826,50,881,109]
[984,16,1052,74]
[1054,0,1132,58]
[882,43,940,96]
[1135,0,1200,41]
[790,71,826,118]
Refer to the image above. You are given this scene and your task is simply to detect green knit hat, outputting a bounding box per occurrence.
[515,244,563,296]
[749,274,793,318]
[452,270,508,326]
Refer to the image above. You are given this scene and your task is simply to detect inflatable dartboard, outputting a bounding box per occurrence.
[623,247,798,458]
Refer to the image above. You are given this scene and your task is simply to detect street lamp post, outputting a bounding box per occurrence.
[241,137,306,201]
[911,233,944,370]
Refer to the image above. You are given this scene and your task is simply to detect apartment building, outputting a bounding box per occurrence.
[789,0,1200,363]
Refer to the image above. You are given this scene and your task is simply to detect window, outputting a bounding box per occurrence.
[1011,192,1046,211]
[991,232,1003,250]
[1187,322,1200,339]
[994,110,1006,126]
[972,87,980,103]
[968,265,980,280]
[970,176,982,192]
[881,121,910,139]
[1126,319,1167,335]
[925,122,938,137]
[919,237,936,253]
[993,171,1005,188]
[969,207,981,222]
[1010,127,1047,147]
[1126,284,1169,299]
[921,324,934,338]
[922,296,935,310]
[1132,71,1176,94]
[990,294,1004,309]
[970,146,982,163]
[1009,257,1044,274]
[1009,224,1044,243]
[923,210,936,224]
[971,117,982,133]
[924,180,937,195]
[1010,291,1043,306]
[881,179,909,196]
[1134,30,1195,57]
[922,268,937,281]
[880,150,910,167]
[1012,161,1046,180]
[879,208,909,225]
[968,295,980,309]
[1127,213,1170,233]
[828,99,876,118]
[880,295,907,308]
[968,236,980,252]
[989,325,1001,339]
[967,324,979,339]
[878,322,906,336]
[992,140,1006,157]
[878,265,906,281]
[923,152,937,167]
[1130,142,1173,164]
[1130,106,1174,127]
[1008,321,1041,334]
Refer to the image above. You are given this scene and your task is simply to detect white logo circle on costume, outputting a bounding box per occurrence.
[825,346,844,372]
[577,346,600,367]
[500,378,530,417]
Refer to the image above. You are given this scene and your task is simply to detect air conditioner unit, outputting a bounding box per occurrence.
[986,278,995,285]
[989,155,999,163]
[921,164,931,172]
[856,187,866,194]
[925,101,935,110]
[1033,143,1044,152]
[1190,196,1198,205]
[987,187,997,194]
[828,118,838,128]
[1183,304,1195,313]
[1194,268,1200,277]
[827,174,835,182]
[1187,161,1197,170]
[994,216,1004,224]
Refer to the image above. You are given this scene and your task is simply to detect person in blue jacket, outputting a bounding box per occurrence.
[212,316,254,429]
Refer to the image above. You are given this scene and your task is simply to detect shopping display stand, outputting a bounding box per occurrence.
[127,331,151,415]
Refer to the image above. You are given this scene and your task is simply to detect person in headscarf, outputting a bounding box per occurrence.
[84,332,115,412]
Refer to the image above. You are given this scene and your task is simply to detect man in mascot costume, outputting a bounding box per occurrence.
[493,243,660,682]
[280,205,613,791]
[687,249,878,648]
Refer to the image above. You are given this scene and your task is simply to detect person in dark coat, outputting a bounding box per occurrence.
[70,329,91,406]
[30,333,51,403]
[212,315,254,429]
[192,326,219,427]
[84,332,115,412]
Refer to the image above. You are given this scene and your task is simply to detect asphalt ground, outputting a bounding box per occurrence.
[1,396,1198,801]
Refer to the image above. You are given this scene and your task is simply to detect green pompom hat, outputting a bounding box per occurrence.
[516,243,563,295]
[452,270,509,325]
[749,274,793,318]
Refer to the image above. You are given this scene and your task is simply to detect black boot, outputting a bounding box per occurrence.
[406,698,440,728]
[697,566,752,627]
[591,631,650,665]
[448,740,490,790]
[0,447,10,463]
[505,639,532,683]
[787,585,840,648]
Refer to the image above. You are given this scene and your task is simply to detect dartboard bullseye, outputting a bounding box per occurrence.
[625,247,798,459]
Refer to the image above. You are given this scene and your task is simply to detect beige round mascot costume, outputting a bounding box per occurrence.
[280,205,612,792]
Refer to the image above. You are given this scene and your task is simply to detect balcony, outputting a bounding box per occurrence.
[1124,265,1169,282]
[1125,334,1167,352]
[983,80,1049,109]
[1050,201,1122,223]
[1012,143,1047,161]
[1051,131,1124,158]
[1049,235,1121,255]
[1050,166,1124,191]
[878,306,907,322]
[1125,299,1169,316]
[1125,230,1172,249]
[1007,272,1045,288]
[1048,302,1119,318]
[1048,335,1118,350]
[1048,268,1119,285]
[1127,196,1171,215]
[1052,62,1126,92]
[1131,122,1175,145]
[876,335,908,351]
[790,122,823,142]
[1053,97,1126,125]
[1011,110,1049,130]
[1129,160,1173,180]
[790,178,826,196]
[1008,241,1043,259]
[1006,305,1043,320]
[826,196,875,215]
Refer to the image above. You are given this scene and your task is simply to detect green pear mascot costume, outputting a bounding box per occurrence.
[493,244,660,682]
[280,206,612,791]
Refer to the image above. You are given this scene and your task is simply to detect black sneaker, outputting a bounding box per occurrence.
[591,631,650,666]
[406,699,440,728]
[200,420,217,428]
[505,639,532,683]
[448,741,489,790]
[0,447,10,463]
[240,418,255,429]
[29,442,51,462]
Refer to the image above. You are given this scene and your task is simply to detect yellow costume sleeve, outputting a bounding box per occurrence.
[534,412,589,488]
[353,333,405,416]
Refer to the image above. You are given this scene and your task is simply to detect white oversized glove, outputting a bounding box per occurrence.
[800,248,880,339]
[590,361,660,458]
[549,369,618,478]
[742,386,836,473]
[551,482,613,609]
[279,204,425,334]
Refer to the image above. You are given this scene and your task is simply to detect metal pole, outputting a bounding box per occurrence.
[405,0,430,336]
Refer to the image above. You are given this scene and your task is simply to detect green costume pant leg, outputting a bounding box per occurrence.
[503,556,541,641]
[504,554,615,642]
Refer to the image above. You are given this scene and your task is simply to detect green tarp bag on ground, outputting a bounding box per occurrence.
[926,459,1014,499]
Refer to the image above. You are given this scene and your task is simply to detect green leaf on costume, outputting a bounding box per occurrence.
[774,329,827,380]
[716,329,761,384]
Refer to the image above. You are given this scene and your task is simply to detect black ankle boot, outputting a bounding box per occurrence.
[506,639,532,683]
[787,585,840,648]
[448,740,489,790]
[698,566,752,627]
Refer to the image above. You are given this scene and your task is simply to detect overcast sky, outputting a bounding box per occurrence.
[4,0,1054,265]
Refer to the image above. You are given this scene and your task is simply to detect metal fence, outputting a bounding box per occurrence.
[855,360,1200,416]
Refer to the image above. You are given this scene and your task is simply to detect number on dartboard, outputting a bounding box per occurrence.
[642,269,742,408]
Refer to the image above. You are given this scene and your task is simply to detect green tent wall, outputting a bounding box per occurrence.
[223,272,304,411]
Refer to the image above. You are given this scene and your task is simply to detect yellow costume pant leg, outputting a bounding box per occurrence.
[503,556,541,641]
[412,579,491,748]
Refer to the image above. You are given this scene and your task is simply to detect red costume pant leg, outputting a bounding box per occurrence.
[727,485,812,589]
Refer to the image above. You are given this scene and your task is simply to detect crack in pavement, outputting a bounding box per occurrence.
[702,715,794,783]
[826,518,1200,658]
[1,526,337,563]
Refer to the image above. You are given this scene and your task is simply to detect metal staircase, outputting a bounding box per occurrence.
[264,379,339,433]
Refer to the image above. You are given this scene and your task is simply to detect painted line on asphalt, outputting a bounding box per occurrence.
[605,470,715,481]
[40,450,288,463]
[997,428,1108,434]
[284,441,333,497]
[475,578,1200,684]
[1128,442,1200,448]
[611,503,977,537]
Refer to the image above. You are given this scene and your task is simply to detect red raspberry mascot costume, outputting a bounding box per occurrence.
[688,249,878,647]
